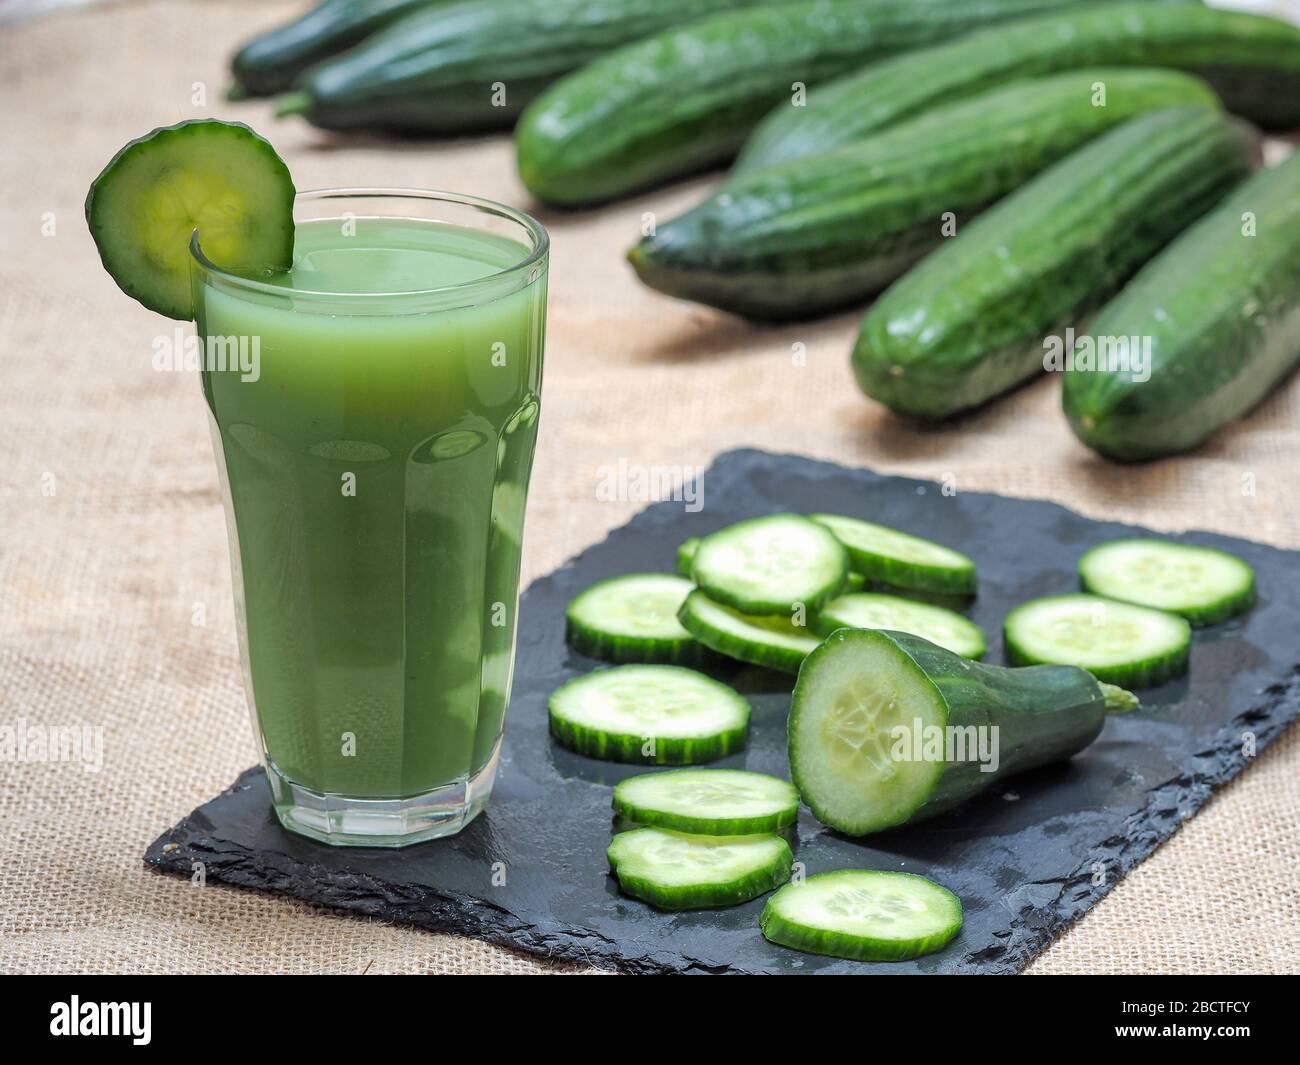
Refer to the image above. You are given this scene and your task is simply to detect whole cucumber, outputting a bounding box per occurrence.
[280,0,769,135]
[628,68,1220,321]
[789,628,1137,837]
[515,0,1099,206]
[852,107,1256,420]
[736,1,1300,176]
[1063,151,1300,461]
[231,0,446,98]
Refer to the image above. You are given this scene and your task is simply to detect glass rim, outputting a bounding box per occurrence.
[188,187,549,302]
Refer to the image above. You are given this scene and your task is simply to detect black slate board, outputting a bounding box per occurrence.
[146,449,1300,974]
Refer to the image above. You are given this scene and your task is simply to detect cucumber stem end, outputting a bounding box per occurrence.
[274,91,311,119]
[1100,682,1140,714]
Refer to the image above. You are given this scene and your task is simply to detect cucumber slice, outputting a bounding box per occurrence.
[691,514,849,614]
[607,828,792,911]
[85,120,295,320]
[815,592,986,660]
[678,589,820,674]
[1078,539,1255,627]
[810,513,976,597]
[761,870,962,962]
[565,573,706,665]
[548,665,749,764]
[675,537,700,577]
[1004,593,1190,687]
[613,769,800,834]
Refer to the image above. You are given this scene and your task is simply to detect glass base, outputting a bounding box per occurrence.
[264,741,500,848]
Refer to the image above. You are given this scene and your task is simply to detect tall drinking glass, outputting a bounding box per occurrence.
[191,189,548,846]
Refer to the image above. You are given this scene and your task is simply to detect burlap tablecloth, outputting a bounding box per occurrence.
[1,0,1297,975]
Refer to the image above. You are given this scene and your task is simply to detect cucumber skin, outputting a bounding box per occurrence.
[292,0,766,135]
[853,107,1255,420]
[564,621,713,668]
[230,0,443,98]
[735,2,1299,176]
[84,120,295,321]
[810,515,977,597]
[629,68,1219,321]
[760,872,962,961]
[1063,151,1300,461]
[608,832,792,911]
[1002,598,1191,687]
[790,629,1115,836]
[612,772,800,835]
[516,0,1094,206]
[1078,542,1256,628]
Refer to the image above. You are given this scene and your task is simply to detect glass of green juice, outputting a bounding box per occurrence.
[190,189,548,847]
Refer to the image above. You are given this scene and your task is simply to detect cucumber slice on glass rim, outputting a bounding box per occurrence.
[691,514,849,615]
[548,664,750,765]
[565,573,706,665]
[810,513,976,597]
[814,591,986,659]
[613,768,800,835]
[1004,593,1190,687]
[607,828,792,911]
[678,589,821,675]
[1078,538,1255,627]
[85,119,295,320]
[761,870,962,962]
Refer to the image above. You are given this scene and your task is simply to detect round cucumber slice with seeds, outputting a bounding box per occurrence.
[1004,593,1190,687]
[678,589,820,674]
[1079,539,1255,627]
[565,573,706,665]
[815,592,986,659]
[613,769,800,834]
[548,665,750,764]
[607,828,792,911]
[85,119,295,320]
[761,870,962,961]
[811,513,976,596]
[691,514,849,615]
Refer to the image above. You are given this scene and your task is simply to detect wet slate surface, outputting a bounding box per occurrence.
[146,449,1300,974]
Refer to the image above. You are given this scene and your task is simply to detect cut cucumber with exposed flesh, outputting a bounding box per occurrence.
[675,537,700,577]
[789,628,1136,836]
[607,828,792,911]
[678,589,820,675]
[1078,539,1255,627]
[815,592,986,660]
[613,769,800,835]
[1004,593,1190,687]
[565,573,706,665]
[548,665,749,764]
[811,514,976,597]
[85,120,295,320]
[692,514,849,614]
[761,870,961,961]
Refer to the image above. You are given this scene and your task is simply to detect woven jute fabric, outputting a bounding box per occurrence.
[1,0,1297,975]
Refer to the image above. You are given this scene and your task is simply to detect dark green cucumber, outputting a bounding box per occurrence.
[734,1,1299,176]
[230,0,447,99]
[628,68,1219,321]
[788,628,1138,836]
[281,0,767,135]
[515,0,1095,206]
[853,107,1254,419]
[1063,150,1300,460]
